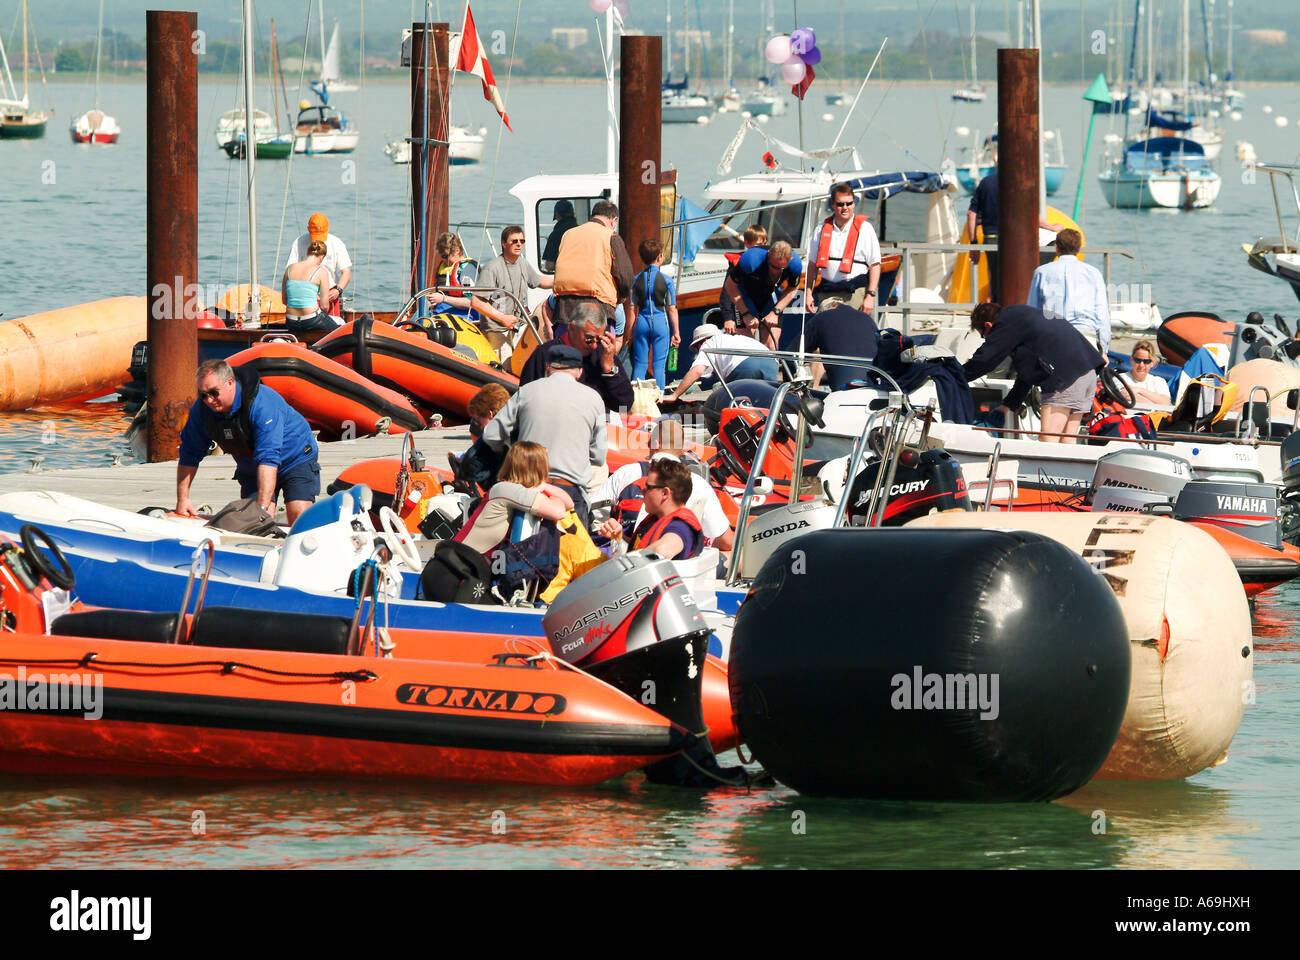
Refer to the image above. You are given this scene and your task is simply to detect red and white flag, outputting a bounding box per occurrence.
[450,3,512,131]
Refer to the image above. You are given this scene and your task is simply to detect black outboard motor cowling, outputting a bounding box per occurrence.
[845,448,972,526]
[1173,479,1283,550]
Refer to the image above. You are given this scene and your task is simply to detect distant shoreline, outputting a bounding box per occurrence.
[40,74,1300,88]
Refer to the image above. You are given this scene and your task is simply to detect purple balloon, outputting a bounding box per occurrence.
[801,45,822,66]
[790,27,817,56]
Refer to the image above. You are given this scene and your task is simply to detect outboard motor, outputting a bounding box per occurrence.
[1088,449,1193,512]
[736,498,839,579]
[1279,430,1300,545]
[543,552,709,666]
[845,448,971,526]
[543,554,737,788]
[1173,479,1284,550]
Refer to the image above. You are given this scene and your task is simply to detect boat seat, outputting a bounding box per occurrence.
[51,610,184,646]
[189,606,353,656]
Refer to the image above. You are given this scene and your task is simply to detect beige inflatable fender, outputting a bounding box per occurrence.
[907,512,1253,781]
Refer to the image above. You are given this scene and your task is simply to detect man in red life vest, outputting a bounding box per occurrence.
[596,459,703,561]
[808,182,881,313]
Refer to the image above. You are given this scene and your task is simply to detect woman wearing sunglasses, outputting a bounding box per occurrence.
[1120,340,1171,409]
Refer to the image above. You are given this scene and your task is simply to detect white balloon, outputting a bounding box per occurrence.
[1276,115,1288,127]
[822,112,834,122]
[781,59,807,84]
[765,35,792,65]
[589,0,612,12]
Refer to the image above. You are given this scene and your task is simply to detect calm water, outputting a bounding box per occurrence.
[0,581,1295,869]
[1,78,1299,868]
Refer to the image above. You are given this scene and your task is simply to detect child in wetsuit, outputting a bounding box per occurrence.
[628,238,680,390]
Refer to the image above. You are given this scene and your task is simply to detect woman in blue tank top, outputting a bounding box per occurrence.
[281,240,335,332]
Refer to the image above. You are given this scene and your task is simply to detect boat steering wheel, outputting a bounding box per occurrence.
[1100,366,1137,409]
[19,524,76,590]
[378,506,423,572]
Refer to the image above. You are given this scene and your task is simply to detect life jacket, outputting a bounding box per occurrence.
[1087,411,1158,440]
[200,364,261,460]
[612,464,653,539]
[632,265,670,317]
[815,214,870,275]
[553,220,616,306]
[631,506,704,559]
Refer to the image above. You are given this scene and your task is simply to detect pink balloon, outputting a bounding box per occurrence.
[765,35,792,65]
[781,59,807,84]
[589,0,612,12]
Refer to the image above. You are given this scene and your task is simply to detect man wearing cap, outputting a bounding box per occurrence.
[285,213,353,318]
[591,419,734,553]
[664,323,779,402]
[483,343,607,528]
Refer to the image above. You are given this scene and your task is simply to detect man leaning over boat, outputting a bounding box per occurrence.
[175,359,321,524]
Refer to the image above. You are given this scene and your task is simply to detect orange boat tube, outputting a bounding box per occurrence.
[227,342,425,439]
[1186,522,1300,597]
[0,296,146,410]
[314,316,517,420]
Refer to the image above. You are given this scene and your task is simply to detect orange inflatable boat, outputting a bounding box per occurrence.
[227,342,426,439]
[1157,311,1234,366]
[0,528,703,786]
[0,296,146,410]
[314,316,517,421]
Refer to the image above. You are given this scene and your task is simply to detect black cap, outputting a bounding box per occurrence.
[548,344,583,370]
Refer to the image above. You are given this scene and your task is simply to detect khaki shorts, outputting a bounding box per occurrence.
[1040,370,1098,413]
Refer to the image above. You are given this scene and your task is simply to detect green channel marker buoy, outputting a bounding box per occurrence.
[1074,73,1115,224]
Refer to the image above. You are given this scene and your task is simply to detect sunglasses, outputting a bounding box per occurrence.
[1132,357,1153,365]
[833,200,856,208]
[644,483,666,491]
[582,334,600,344]
[199,387,223,399]
[507,238,525,244]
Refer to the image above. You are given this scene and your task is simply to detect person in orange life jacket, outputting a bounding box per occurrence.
[551,199,636,342]
[455,441,575,557]
[591,418,735,552]
[721,240,804,350]
[807,182,881,313]
[627,237,680,389]
[596,459,703,561]
[176,359,321,524]
[717,224,769,336]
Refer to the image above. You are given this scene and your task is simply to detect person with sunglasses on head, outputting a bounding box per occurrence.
[517,301,635,413]
[808,182,881,313]
[175,359,320,525]
[1119,340,1171,409]
[596,458,703,562]
[477,224,554,352]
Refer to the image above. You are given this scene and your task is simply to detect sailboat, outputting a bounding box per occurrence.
[224,19,294,159]
[742,0,787,117]
[0,1,53,139]
[296,2,359,153]
[318,18,358,94]
[952,1,987,102]
[69,0,120,143]
[661,0,712,124]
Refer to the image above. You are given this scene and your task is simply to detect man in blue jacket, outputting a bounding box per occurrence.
[175,359,321,523]
[962,302,1104,444]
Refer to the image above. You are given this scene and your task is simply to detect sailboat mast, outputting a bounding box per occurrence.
[1181,0,1189,100]
[242,0,260,325]
[1226,0,1233,79]
[269,19,280,133]
[665,0,672,83]
[682,0,690,82]
[22,0,29,102]
[318,0,327,83]
[94,0,104,109]
[970,1,977,87]
[725,0,733,88]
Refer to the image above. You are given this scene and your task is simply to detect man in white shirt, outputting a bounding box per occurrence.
[665,323,779,401]
[285,212,353,317]
[807,182,882,313]
[591,419,735,552]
